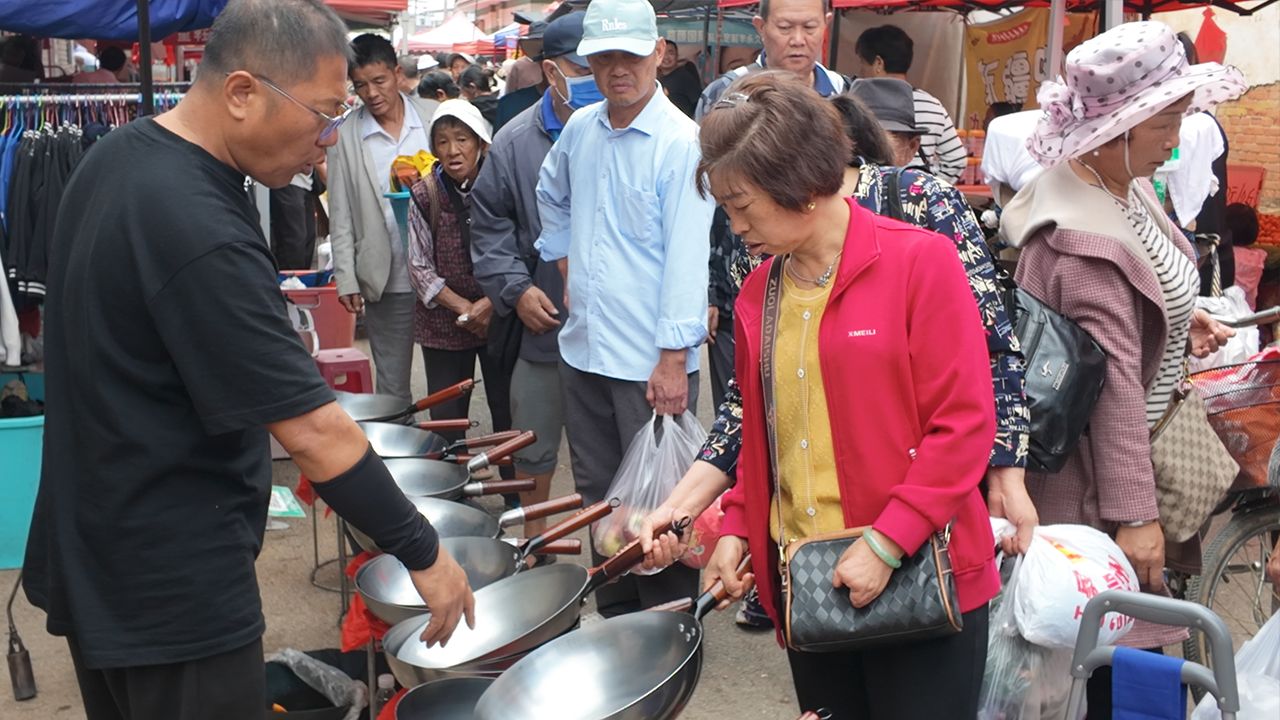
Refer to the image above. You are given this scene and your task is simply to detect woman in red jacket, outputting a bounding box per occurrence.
[690,72,999,718]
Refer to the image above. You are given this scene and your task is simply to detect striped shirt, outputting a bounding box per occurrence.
[1124,184,1198,426]
[910,88,967,185]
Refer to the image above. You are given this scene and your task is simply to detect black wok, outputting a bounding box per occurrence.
[335,378,477,422]
[391,512,678,674]
[471,556,749,720]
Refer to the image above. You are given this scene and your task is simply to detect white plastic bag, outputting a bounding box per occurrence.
[592,412,706,573]
[1014,524,1140,649]
[1189,288,1260,374]
[1191,611,1280,720]
[979,555,1075,720]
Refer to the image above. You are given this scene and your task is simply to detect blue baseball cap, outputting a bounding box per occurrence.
[578,0,659,58]
[539,12,587,66]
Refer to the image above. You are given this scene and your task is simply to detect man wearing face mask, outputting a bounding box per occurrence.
[535,0,714,616]
[469,12,592,538]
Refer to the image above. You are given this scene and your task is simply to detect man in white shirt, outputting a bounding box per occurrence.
[855,25,967,184]
[982,109,1043,205]
[535,0,715,617]
[329,35,440,404]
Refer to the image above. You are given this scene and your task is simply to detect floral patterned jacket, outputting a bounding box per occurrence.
[699,163,1029,475]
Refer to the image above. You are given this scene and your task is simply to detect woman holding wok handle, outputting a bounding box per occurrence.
[640,71,1001,718]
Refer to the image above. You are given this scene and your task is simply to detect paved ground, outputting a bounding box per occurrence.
[1,342,800,718]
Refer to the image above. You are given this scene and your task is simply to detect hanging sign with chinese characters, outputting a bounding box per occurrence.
[962,9,1095,129]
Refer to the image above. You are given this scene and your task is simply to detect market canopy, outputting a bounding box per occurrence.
[0,0,226,40]
[326,0,407,26]
[408,13,490,53]
[719,0,1276,13]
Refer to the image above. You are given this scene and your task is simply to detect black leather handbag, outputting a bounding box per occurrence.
[760,258,963,653]
[997,266,1108,473]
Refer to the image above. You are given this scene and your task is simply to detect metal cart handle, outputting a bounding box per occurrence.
[1064,590,1239,720]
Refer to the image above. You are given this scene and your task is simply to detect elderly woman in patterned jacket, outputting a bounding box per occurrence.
[406,100,505,442]
[999,21,1243,718]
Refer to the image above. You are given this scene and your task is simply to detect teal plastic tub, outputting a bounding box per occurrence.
[0,372,43,569]
[385,191,411,250]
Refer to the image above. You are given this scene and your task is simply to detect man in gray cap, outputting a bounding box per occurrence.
[535,0,714,615]
[849,77,930,169]
[469,11,593,538]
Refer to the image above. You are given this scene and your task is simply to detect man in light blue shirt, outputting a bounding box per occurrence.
[535,0,714,616]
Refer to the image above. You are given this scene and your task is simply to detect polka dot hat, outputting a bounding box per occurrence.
[1028,20,1246,167]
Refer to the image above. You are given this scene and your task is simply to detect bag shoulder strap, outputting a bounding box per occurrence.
[881,167,906,223]
[760,258,787,571]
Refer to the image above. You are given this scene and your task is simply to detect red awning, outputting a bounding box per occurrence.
[326,0,407,26]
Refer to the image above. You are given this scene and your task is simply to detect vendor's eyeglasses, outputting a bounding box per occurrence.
[242,73,351,142]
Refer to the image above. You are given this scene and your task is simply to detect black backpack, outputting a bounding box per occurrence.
[880,169,1107,473]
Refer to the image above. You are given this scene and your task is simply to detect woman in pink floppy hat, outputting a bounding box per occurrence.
[999,20,1244,717]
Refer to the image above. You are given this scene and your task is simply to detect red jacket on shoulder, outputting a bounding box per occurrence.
[720,200,1000,636]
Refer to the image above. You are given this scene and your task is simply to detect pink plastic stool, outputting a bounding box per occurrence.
[314,348,373,393]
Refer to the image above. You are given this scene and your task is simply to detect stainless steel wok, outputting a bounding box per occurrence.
[359,421,478,459]
[356,536,582,626]
[391,513,679,675]
[348,491,571,554]
[471,556,747,720]
[355,494,590,625]
[382,615,556,689]
[335,379,476,422]
[395,677,494,720]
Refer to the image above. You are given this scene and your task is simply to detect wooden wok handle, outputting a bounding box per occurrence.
[412,379,477,412]
[452,430,523,451]
[415,419,476,433]
[594,517,689,583]
[694,553,753,619]
[511,493,585,524]
[450,455,514,466]
[465,431,536,473]
[461,478,536,497]
[521,498,617,555]
[531,539,581,555]
[647,597,695,613]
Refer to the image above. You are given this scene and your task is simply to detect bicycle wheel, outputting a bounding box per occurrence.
[1183,506,1280,675]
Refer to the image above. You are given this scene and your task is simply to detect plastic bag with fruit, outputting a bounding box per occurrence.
[592,411,707,574]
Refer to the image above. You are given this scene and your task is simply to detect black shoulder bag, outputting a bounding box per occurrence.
[761,257,963,652]
[882,170,1107,474]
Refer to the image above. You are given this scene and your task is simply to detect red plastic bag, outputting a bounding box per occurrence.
[340,552,390,651]
[681,495,724,569]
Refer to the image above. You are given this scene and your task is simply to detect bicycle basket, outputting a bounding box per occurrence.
[1189,358,1280,491]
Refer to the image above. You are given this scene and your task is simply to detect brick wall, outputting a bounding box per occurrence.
[1216,82,1280,213]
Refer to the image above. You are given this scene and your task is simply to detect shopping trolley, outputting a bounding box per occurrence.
[1066,591,1241,720]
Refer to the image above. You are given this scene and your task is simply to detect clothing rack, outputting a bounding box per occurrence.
[0,93,185,105]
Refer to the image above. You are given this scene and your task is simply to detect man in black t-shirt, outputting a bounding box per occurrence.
[23,2,474,718]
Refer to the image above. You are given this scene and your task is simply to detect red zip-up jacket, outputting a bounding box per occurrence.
[720,200,1001,638]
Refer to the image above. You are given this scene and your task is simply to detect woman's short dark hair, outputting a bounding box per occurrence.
[1226,203,1259,246]
[418,71,460,99]
[696,71,850,212]
[460,65,492,92]
[829,94,894,167]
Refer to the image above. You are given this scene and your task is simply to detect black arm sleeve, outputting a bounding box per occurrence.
[312,445,440,570]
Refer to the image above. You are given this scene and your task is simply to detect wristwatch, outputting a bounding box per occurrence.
[1120,519,1157,528]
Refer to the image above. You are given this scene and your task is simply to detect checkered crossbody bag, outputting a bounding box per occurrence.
[761,257,963,652]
